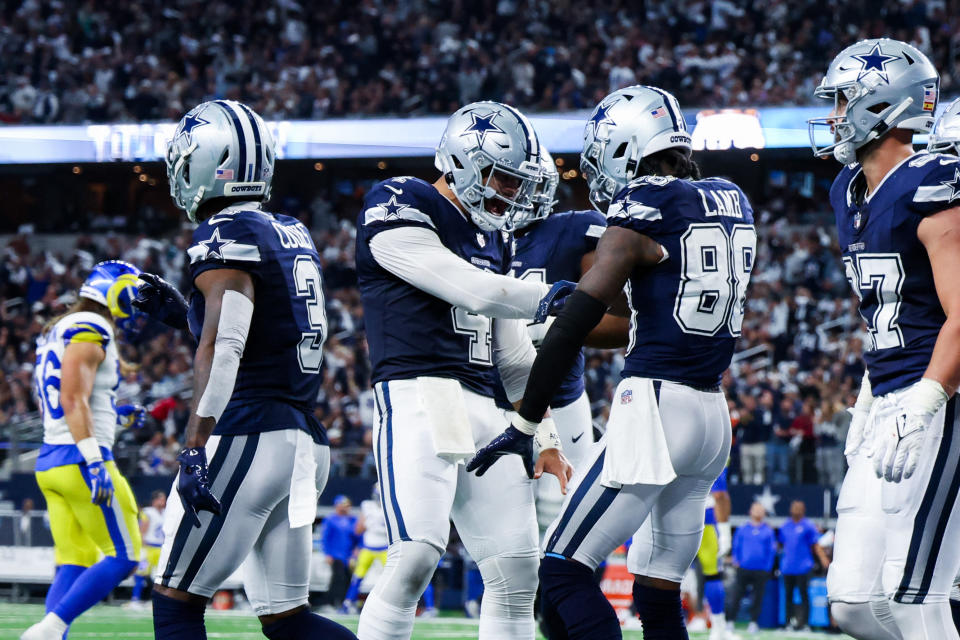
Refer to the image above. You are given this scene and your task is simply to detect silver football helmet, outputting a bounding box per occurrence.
[580,85,691,212]
[435,101,543,232]
[515,147,559,230]
[928,97,960,155]
[167,100,276,222]
[809,38,939,166]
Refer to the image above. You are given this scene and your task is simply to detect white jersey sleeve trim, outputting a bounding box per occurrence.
[607,201,662,222]
[493,318,537,403]
[369,226,549,319]
[363,201,437,229]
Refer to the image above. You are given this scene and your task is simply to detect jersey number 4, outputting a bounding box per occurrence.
[674,223,756,336]
[293,255,328,373]
[842,254,905,350]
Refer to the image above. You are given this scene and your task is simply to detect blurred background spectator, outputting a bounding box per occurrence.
[0,0,957,125]
[727,501,777,634]
[778,500,830,632]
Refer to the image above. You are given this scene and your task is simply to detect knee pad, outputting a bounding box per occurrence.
[627,527,702,584]
[476,554,539,618]
[830,601,902,640]
[377,541,441,608]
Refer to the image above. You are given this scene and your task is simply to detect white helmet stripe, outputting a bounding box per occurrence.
[237,102,265,182]
[217,100,258,182]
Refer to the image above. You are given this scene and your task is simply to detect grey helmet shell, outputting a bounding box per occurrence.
[580,85,691,212]
[809,38,939,165]
[928,97,960,155]
[167,100,276,222]
[434,101,543,232]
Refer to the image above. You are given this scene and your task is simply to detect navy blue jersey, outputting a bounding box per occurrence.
[187,203,327,444]
[607,175,756,387]
[505,210,606,408]
[830,152,957,396]
[356,177,512,397]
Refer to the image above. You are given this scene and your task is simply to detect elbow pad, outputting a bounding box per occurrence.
[196,290,253,421]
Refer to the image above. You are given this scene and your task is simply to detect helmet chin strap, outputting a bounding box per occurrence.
[835,97,916,166]
[188,186,206,223]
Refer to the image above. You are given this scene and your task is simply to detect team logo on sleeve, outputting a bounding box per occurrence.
[940,169,960,202]
[199,228,235,260]
[378,195,410,220]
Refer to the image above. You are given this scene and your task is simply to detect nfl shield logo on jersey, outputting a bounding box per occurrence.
[620,389,633,404]
[476,232,486,247]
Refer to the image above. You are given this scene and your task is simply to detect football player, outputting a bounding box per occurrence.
[508,148,607,534]
[139,100,356,640]
[927,97,960,635]
[809,38,960,640]
[342,484,390,614]
[130,490,167,608]
[22,261,144,640]
[355,100,574,640]
[470,85,757,639]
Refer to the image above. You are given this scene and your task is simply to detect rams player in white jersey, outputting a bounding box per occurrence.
[342,484,390,613]
[22,261,144,640]
[130,490,167,607]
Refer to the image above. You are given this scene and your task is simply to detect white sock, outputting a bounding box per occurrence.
[40,613,68,635]
[356,590,417,640]
[709,612,727,636]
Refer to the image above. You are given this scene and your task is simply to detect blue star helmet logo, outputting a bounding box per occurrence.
[178,108,210,142]
[940,168,960,202]
[850,43,900,84]
[587,101,616,138]
[461,111,506,147]
[378,195,409,220]
[199,228,234,260]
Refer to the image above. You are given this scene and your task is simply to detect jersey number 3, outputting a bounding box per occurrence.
[674,223,756,336]
[293,255,328,373]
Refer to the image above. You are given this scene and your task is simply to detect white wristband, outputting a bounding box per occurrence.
[854,371,874,413]
[76,437,103,465]
[908,378,949,419]
[534,417,562,457]
[512,414,540,436]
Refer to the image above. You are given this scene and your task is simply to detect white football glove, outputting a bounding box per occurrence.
[873,378,948,483]
[844,372,873,458]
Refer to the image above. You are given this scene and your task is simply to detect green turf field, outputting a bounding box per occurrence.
[0,602,851,639]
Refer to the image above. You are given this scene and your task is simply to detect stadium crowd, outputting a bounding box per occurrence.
[1,172,861,489]
[0,0,954,124]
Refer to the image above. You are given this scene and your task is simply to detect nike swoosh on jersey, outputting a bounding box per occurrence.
[385,185,403,195]
[572,432,585,443]
[207,216,234,225]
